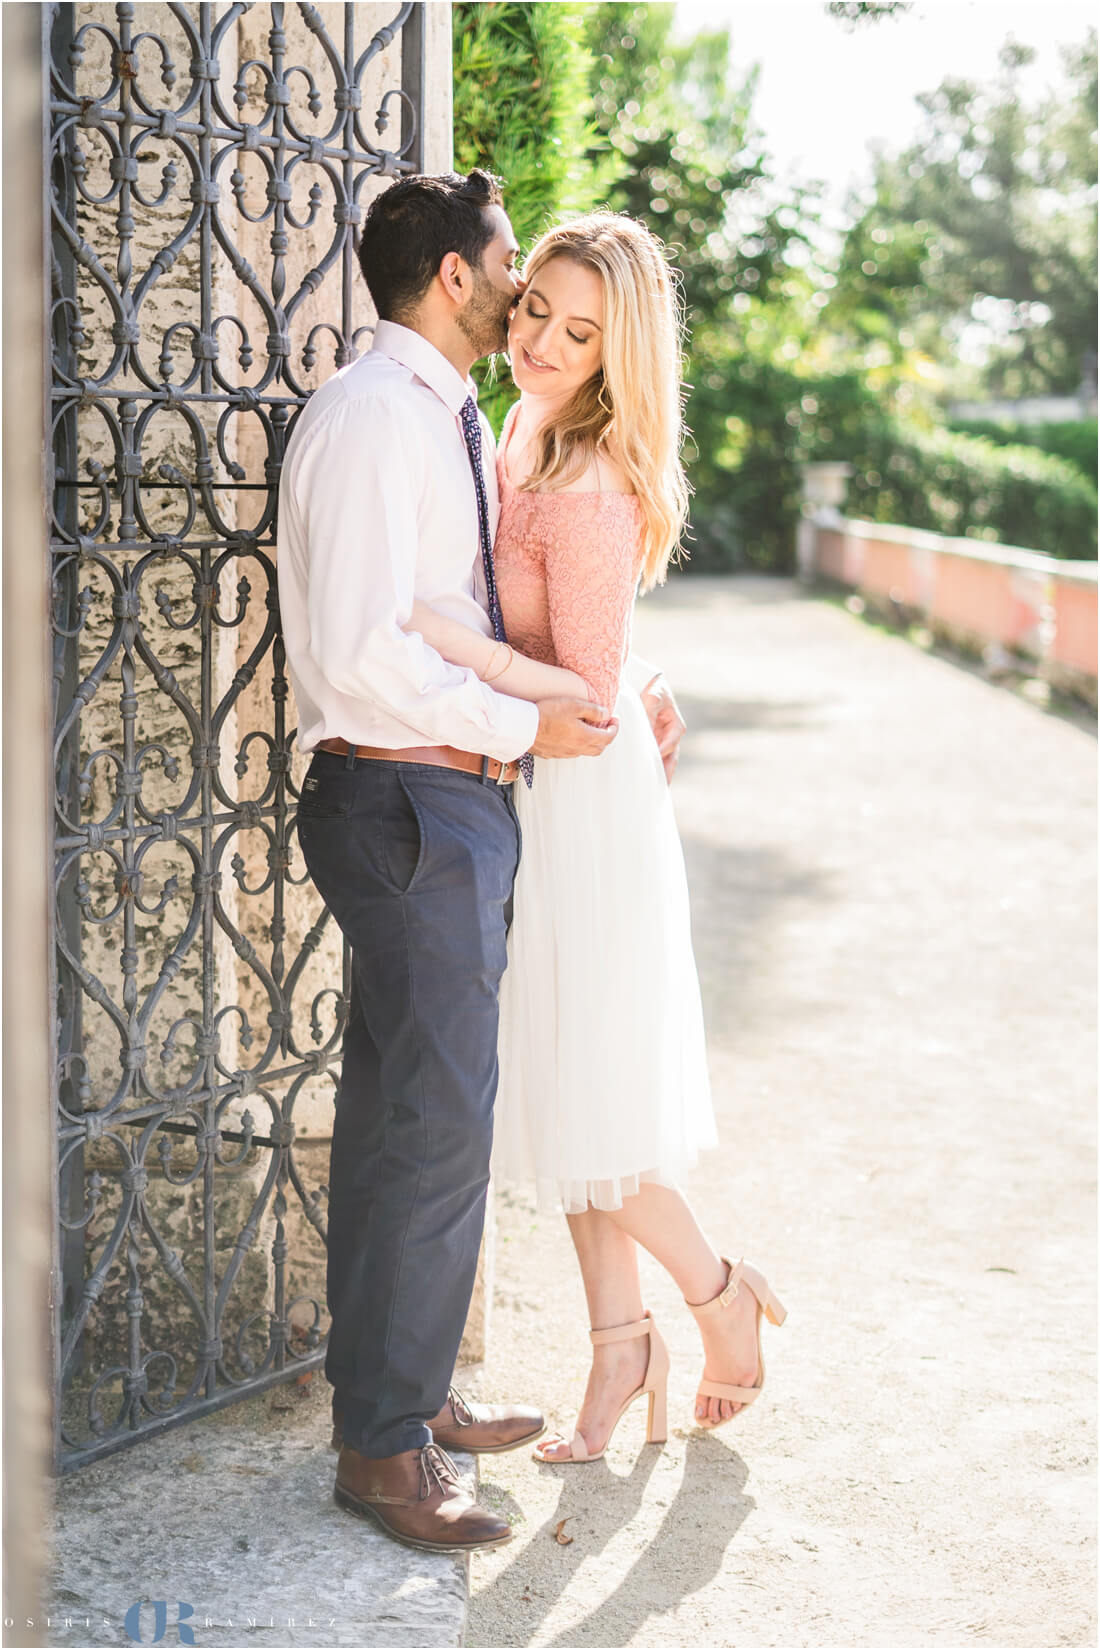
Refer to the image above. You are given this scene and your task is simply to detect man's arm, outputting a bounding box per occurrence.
[286,394,541,761]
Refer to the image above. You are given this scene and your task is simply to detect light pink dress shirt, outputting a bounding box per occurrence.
[277,320,539,763]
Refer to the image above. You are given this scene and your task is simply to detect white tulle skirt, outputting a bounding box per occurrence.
[494,679,717,1215]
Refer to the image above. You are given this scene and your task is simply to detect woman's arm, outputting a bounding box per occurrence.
[403,600,593,704]
[540,451,643,710]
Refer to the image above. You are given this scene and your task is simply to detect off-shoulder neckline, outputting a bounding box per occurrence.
[498,405,639,501]
[499,470,641,504]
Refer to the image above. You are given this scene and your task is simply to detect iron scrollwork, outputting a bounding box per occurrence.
[47,0,422,1470]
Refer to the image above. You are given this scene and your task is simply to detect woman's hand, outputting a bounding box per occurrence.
[640,672,686,784]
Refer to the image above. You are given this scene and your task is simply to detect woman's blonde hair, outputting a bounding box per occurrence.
[517,213,689,590]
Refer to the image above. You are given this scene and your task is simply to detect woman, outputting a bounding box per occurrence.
[406,213,785,1461]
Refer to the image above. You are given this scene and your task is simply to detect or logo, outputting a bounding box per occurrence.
[124,1601,195,1645]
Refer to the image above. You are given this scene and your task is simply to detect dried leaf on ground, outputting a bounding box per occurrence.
[554,1518,574,1546]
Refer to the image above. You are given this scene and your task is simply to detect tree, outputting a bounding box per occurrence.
[451,2,614,426]
[454,2,818,566]
[582,3,809,327]
[830,34,1099,396]
[580,4,818,567]
[452,2,613,253]
[825,3,912,27]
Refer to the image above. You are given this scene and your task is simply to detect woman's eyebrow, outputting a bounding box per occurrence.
[526,287,603,331]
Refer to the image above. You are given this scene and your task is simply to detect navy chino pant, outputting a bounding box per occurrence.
[295,749,521,1458]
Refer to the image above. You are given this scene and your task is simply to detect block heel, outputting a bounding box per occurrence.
[533,1310,669,1464]
[687,1256,787,1426]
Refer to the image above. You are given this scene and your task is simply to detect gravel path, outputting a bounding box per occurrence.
[463,575,1097,1650]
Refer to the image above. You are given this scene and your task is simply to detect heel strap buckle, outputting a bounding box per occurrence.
[719,1258,745,1308]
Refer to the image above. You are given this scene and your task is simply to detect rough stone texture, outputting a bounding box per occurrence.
[65,1,245,1102]
[62,4,419,1108]
[43,1380,472,1648]
[54,0,482,1434]
[464,575,1096,1649]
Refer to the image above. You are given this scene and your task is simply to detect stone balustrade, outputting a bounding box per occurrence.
[798,462,1098,706]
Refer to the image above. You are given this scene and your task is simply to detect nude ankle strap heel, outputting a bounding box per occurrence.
[687,1257,787,1426]
[533,1310,669,1464]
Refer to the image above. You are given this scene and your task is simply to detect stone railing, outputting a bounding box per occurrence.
[798,462,1098,707]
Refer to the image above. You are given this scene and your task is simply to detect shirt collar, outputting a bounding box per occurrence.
[371,319,476,417]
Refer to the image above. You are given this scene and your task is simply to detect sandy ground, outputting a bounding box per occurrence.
[461,576,1097,1650]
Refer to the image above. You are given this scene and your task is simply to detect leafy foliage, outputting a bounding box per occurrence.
[825,2,912,25]
[842,424,1098,558]
[946,419,1098,487]
[450,5,1098,569]
[452,1,611,250]
[580,4,817,568]
[582,4,809,323]
[830,35,1099,396]
[452,1,613,428]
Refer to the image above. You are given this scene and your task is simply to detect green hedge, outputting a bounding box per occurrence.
[452,2,612,433]
[947,418,1097,487]
[844,424,1098,559]
[685,405,1098,573]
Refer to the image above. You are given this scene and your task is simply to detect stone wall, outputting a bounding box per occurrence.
[57,2,459,1446]
[798,467,1098,708]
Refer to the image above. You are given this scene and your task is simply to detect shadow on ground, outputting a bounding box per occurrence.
[475,1435,752,1649]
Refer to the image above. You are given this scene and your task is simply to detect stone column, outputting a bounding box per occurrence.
[797,461,853,583]
[2,5,53,1637]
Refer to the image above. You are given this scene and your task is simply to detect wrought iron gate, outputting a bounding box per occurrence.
[47,0,426,1471]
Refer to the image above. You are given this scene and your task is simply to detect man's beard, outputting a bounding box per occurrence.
[457,268,513,358]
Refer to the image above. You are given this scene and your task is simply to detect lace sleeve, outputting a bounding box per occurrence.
[541,495,644,708]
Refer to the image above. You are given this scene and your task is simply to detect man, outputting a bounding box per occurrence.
[277,169,621,1555]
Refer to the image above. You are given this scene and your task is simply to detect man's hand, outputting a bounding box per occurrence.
[531,697,619,759]
[639,672,686,783]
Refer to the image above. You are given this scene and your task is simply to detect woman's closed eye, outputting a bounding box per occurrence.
[523,300,590,346]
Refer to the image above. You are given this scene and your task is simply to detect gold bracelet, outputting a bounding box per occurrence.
[480,642,514,684]
[477,642,504,682]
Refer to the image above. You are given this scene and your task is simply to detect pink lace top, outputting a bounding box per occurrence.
[494,425,645,708]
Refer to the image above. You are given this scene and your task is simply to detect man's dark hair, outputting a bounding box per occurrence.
[357,169,504,322]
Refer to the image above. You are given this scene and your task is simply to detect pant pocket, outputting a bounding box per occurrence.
[296,762,354,820]
[379,770,427,894]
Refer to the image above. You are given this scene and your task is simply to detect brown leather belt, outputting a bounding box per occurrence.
[315,737,520,786]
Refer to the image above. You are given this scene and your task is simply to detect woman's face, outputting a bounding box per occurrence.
[508,254,605,400]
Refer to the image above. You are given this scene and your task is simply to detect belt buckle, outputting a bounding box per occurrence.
[495,760,517,786]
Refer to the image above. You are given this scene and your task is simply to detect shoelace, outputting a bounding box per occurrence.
[445,1385,476,1428]
[417,1442,461,1501]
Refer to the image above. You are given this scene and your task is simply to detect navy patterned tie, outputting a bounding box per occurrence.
[459,395,534,787]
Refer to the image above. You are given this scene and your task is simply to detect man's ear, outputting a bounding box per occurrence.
[438,251,467,306]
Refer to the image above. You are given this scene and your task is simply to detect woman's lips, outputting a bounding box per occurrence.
[519,345,556,374]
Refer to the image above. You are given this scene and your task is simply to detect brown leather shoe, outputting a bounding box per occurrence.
[330,1386,545,1455]
[430,1385,546,1453]
[333,1442,512,1554]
